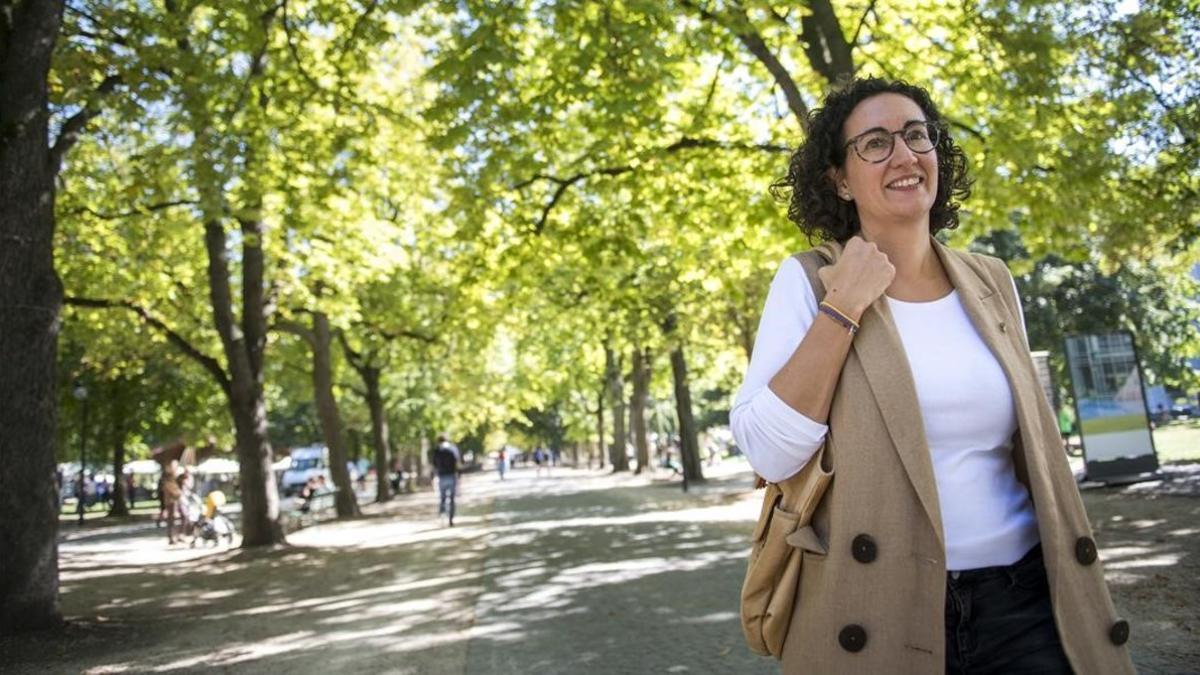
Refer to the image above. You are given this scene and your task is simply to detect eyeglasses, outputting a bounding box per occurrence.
[844,120,940,163]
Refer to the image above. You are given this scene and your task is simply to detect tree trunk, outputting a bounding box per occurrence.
[311,311,359,518]
[228,389,283,544]
[662,313,703,484]
[670,344,705,483]
[413,443,426,483]
[605,346,629,472]
[203,218,285,546]
[595,386,605,470]
[109,438,129,516]
[0,0,67,634]
[630,347,651,474]
[339,333,391,503]
[107,383,129,517]
[362,366,391,503]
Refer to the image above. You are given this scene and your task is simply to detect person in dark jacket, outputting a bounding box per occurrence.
[429,434,460,526]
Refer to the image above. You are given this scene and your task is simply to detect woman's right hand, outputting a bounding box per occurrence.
[817,236,895,321]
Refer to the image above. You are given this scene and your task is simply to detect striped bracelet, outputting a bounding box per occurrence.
[818,301,859,336]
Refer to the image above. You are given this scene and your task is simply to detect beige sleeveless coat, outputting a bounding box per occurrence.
[779,239,1135,674]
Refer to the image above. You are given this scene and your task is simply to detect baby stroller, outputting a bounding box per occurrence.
[191,490,236,547]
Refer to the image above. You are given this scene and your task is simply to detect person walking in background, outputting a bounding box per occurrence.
[533,446,549,478]
[390,457,405,494]
[429,434,460,527]
[158,461,184,545]
[733,77,1133,673]
[496,447,507,481]
[125,472,137,509]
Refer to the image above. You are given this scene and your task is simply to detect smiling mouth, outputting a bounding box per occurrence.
[887,176,923,189]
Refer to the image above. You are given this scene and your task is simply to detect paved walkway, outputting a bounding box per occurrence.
[4,460,1196,673]
[4,462,776,674]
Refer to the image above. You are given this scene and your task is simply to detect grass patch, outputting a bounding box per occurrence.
[1080,414,1148,435]
[1153,419,1200,464]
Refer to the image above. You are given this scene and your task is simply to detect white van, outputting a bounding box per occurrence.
[279,445,359,496]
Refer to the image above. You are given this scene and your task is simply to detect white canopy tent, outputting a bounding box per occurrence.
[123,459,162,475]
[194,457,240,475]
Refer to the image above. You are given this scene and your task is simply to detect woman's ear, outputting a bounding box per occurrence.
[827,167,852,201]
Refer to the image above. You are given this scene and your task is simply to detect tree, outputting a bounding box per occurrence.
[629,347,652,473]
[52,0,435,545]
[1,0,69,634]
[604,343,630,471]
[277,312,360,519]
[971,228,1200,397]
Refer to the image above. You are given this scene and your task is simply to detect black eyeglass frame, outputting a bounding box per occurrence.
[843,120,941,164]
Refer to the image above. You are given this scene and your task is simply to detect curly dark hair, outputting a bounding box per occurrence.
[771,77,973,243]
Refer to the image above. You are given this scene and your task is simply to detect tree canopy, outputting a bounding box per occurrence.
[48,0,1200,472]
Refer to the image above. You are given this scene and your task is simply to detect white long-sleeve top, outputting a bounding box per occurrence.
[731,256,1039,570]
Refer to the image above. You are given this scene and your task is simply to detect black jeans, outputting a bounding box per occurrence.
[945,544,1073,675]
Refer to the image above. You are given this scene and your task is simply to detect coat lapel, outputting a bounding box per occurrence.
[930,238,1007,361]
[932,239,1050,485]
[852,292,944,547]
[820,241,944,547]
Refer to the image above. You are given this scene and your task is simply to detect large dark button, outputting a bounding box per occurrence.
[1109,619,1130,646]
[851,534,877,563]
[838,624,867,653]
[1075,537,1098,565]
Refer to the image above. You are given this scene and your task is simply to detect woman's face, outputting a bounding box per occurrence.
[835,93,939,231]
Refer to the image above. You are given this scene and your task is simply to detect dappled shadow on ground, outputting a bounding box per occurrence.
[1080,481,1200,675]
[2,466,770,674]
[461,471,773,674]
[5,462,1192,674]
[2,487,493,674]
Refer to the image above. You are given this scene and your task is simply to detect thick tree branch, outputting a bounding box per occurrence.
[274,318,316,347]
[70,199,198,220]
[946,118,985,144]
[377,326,436,344]
[681,1,809,125]
[851,0,879,47]
[49,74,121,174]
[800,0,855,84]
[337,330,368,374]
[64,296,231,395]
[515,136,791,233]
[231,3,281,117]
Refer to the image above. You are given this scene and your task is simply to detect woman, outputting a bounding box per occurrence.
[731,77,1134,674]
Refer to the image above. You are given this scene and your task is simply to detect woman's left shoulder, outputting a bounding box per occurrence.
[943,245,1012,278]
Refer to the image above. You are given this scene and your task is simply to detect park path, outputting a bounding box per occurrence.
[3,460,1197,673]
[2,462,776,674]
[461,466,775,674]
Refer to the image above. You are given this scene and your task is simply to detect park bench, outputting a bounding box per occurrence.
[282,488,339,533]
